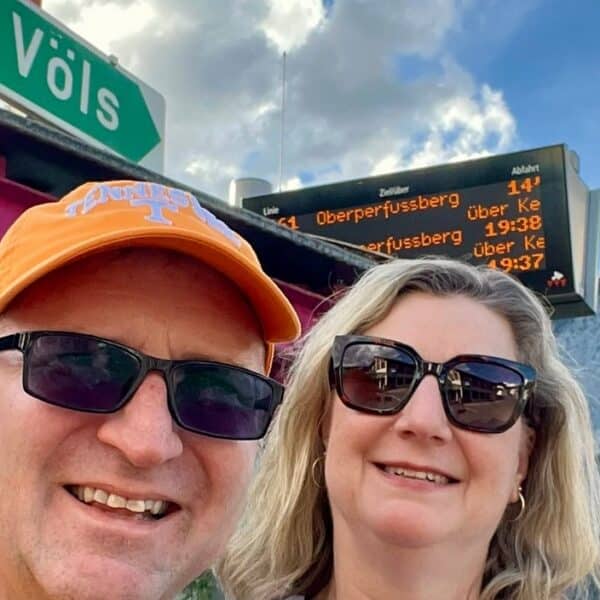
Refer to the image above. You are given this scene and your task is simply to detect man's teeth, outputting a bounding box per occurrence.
[73,486,167,516]
[383,466,449,485]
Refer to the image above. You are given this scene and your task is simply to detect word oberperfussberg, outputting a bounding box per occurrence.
[315,192,461,226]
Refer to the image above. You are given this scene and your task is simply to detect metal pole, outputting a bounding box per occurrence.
[585,189,600,313]
[278,51,286,192]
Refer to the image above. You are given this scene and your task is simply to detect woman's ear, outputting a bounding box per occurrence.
[514,424,536,498]
[319,389,336,450]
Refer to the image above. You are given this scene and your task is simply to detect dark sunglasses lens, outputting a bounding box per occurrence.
[444,362,524,431]
[26,334,140,412]
[171,364,278,439]
[340,343,417,412]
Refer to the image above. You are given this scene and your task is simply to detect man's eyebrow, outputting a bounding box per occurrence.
[177,350,264,370]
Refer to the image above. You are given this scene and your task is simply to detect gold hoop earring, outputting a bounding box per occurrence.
[311,453,326,489]
[509,485,526,522]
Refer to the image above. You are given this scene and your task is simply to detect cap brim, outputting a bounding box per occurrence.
[0,225,300,344]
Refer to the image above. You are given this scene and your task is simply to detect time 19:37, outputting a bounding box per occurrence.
[488,253,545,272]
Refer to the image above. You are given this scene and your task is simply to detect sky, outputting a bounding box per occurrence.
[36,0,600,202]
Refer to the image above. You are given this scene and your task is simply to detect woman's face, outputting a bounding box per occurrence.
[323,292,534,551]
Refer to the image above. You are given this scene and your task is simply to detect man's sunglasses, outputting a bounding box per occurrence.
[330,335,536,434]
[0,331,284,440]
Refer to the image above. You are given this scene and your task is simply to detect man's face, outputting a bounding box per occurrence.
[0,248,265,600]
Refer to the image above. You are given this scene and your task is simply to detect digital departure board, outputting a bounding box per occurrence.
[243,145,599,318]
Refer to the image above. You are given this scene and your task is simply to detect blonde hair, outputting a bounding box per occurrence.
[218,257,600,600]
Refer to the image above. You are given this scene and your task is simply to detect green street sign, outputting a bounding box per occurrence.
[0,0,165,170]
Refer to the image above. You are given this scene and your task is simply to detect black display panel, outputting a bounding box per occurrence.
[244,145,591,315]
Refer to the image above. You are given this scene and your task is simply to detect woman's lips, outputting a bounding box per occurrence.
[374,463,459,485]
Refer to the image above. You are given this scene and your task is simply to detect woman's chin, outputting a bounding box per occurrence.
[360,507,457,549]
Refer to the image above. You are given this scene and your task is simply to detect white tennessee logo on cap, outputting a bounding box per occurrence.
[64,182,241,247]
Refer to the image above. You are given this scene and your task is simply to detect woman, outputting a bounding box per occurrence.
[219,258,600,600]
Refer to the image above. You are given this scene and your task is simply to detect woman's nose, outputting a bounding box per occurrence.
[390,375,453,443]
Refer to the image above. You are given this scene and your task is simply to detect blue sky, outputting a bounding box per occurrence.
[453,0,600,188]
[41,0,600,197]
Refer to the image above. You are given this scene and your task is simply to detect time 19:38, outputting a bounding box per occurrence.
[484,215,543,237]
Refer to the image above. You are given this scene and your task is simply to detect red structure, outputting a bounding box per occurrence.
[0,157,54,235]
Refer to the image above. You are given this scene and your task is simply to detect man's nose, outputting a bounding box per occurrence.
[390,375,453,443]
[96,373,184,467]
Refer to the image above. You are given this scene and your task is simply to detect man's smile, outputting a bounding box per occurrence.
[65,484,178,521]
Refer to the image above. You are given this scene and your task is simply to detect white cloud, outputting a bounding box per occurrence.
[261,0,325,53]
[400,84,516,172]
[43,0,158,55]
[282,175,302,191]
[38,0,519,200]
[184,155,239,184]
[371,154,402,177]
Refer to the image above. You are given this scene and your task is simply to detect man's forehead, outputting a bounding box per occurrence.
[2,248,249,320]
[10,247,246,300]
[45,247,222,279]
[0,246,266,370]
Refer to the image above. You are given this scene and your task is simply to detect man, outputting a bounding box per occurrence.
[0,180,300,599]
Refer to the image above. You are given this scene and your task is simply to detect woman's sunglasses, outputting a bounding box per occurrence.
[0,331,284,440]
[330,335,536,434]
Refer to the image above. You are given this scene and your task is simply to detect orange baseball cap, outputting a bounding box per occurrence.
[0,180,301,371]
